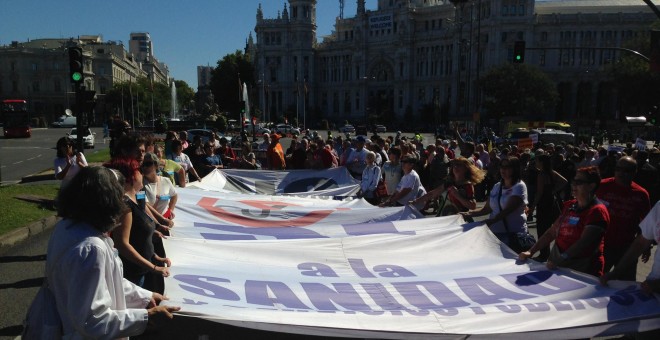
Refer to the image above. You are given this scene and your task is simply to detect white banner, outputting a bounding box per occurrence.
[162,217,660,338]
[171,188,424,241]
[188,167,360,197]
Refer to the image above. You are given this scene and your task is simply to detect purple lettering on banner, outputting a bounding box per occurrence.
[174,274,240,301]
[501,271,587,296]
[391,281,470,309]
[432,308,459,316]
[194,222,327,240]
[348,258,376,278]
[301,283,372,311]
[373,265,416,278]
[456,277,535,305]
[550,301,573,311]
[361,283,409,313]
[245,280,311,309]
[496,304,522,313]
[570,300,586,310]
[470,306,486,314]
[298,263,339,277]
[342,222,415,236]
[523,303,551,312]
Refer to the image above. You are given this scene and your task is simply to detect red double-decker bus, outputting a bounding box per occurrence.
[1,99,32,138]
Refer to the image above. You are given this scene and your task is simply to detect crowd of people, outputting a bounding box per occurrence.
[42,120,660,337]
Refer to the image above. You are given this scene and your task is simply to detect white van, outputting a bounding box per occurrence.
[51,116,77,128]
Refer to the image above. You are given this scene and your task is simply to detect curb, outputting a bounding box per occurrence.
[0,215,59,250]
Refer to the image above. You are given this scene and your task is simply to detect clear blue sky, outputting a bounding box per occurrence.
[0,0,377,90]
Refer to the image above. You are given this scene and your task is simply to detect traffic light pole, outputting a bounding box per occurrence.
[75,85,85,153]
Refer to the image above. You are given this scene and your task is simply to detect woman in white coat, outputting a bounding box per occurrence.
[46,166,179,338]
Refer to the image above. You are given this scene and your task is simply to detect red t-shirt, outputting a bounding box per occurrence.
[596,178,650,248]
[448,183,474,212]
[556,199,609,276]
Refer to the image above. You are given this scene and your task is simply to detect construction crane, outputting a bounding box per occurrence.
[339,0,344,19]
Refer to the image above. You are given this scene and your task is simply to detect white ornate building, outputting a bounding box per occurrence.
[251,0,657,129]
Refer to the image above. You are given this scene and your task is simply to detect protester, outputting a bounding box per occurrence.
[358,151,381,205]
[266,133,286,170]
[163,131,178,159]
[381,147,403,197]
[170,139,201,183]
[45,166,179,338]
[54,137,88,188]
[415,157,484,216]
[462,157,529,251]
[217,137,237,166]
[596,156,650,280]
[112,135,147,163]
[105,157,172,290]
[154,144,186,187]
[198,141,224,177]
[142,152,178,220]
[347,136,369,179]
[527,154,568,261]
[601,201,660,295]
[380,155,426,209]
[235,142,259,170]
[519,166,609,276]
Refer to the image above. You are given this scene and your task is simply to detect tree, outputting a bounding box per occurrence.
[607,23,660,117]
[105,78,171,125]
[479,64,559,119]
[174,80,196,114]
[209,50,256,119]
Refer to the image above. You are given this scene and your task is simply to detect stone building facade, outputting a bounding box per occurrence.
[0,34,169,124]
[251,0,657,129]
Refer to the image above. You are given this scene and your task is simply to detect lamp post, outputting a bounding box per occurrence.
[449,0,470,123]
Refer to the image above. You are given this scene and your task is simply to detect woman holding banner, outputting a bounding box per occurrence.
[519,166,609,276]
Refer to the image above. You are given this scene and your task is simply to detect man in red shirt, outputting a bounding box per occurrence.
[596,156,651,280]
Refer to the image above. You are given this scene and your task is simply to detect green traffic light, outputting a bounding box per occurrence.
[516,55,521,61]
[71,72,82,82]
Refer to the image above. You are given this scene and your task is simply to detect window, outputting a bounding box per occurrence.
[11,61,16,71]
[32,63,38,71]
[32,80,40,92]
[541,32,548,42]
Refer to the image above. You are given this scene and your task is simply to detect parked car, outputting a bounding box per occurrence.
[532,128,576,145]
[187,128,228,144]
[373,124,387,133]
[339,124,355,133]
[67,127,95,148]
[51,115,77,128]
[274,124,300,136]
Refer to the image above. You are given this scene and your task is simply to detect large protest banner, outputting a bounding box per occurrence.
[171,188,424,240]
[162,215,660,338]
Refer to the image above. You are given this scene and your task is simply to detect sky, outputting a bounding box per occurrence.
[0,0,377,90]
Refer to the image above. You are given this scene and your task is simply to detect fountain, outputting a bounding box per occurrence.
[170,81,178,120]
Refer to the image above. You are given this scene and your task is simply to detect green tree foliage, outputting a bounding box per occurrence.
[174,80,196,114]
[479,64,559,119]
[210,50,256,119]
[607,24,660,115]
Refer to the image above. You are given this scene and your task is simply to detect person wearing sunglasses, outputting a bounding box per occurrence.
[519,166,610,277]
[595,156,650,281]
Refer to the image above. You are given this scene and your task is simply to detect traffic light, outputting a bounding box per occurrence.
[513,41,525,64]
[68,47,84,85]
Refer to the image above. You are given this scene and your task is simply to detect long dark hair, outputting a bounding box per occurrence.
[56,137,73,158]
[536,154,552,173]
[57,167,128,232]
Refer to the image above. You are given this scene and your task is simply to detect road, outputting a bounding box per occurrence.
[0,127,107,185]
